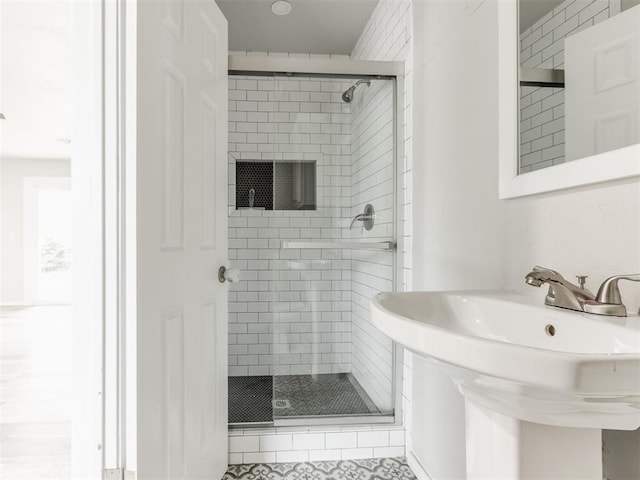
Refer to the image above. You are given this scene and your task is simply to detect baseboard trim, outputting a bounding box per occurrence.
[407,450,432,480]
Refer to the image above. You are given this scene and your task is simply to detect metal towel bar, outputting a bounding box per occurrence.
[281,241,395,251]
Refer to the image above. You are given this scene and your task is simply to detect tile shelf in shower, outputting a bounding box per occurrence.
[235,160,316,211]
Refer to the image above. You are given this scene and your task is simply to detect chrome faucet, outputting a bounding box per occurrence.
[525,266,595,312]
[525,266,640,317]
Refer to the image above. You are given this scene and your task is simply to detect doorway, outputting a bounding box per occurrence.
[0,1,104,478]
[22,177,72,305]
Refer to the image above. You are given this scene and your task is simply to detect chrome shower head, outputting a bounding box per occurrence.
[341,86,356,103]
[341,79,371,103]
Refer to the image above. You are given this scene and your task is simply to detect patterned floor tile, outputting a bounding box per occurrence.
[222,457,417,480]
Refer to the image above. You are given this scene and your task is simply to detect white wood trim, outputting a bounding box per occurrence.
[229,54,404,77]
[103,0,126,472]
[123,0,138,472]
[501,143,640,198]
[497,0,520,199]
[497,0,640,199]
[407,451,433,480]
[71,0,105,477]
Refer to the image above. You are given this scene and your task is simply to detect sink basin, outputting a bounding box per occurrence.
[371,290,640,430]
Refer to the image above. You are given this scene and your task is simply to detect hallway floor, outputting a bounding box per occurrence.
[0,306,72,479]
[223,457,417,480]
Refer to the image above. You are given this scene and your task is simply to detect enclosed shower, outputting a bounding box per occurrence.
[227,71,398,426]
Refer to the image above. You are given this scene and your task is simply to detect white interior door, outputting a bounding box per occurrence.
[132,0,228,478]
[565,6,640,161]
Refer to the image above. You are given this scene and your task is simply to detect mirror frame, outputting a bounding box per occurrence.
[498,0,640,199]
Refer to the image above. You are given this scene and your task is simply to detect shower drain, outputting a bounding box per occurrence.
[272,399,291,409]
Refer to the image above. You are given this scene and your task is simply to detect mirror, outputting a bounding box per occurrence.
[519,0,640,173]
[498,0,640,198]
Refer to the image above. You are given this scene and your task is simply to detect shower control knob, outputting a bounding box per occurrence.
[218,266,240,283]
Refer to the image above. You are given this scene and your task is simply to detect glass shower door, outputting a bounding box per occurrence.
[271,245,395,424]
[227,72,397,425]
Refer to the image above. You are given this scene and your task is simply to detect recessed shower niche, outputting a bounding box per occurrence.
[235,160,316,210]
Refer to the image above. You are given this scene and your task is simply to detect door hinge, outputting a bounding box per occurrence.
[104,469,136,480]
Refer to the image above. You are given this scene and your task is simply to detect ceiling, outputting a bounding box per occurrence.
[0,0,72,161]
[215,0,378,55]
[519,0,564,32]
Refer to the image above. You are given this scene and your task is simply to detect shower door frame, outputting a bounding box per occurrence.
[227,56,406,428]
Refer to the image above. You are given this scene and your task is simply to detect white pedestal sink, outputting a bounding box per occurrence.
[371,291,640,479]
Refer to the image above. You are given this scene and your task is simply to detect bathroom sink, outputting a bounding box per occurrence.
[371,290,640,429]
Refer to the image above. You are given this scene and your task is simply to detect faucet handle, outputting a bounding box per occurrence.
[575,275,588,289]
[595,274,640,304]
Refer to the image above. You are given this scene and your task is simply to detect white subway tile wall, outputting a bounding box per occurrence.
[228,75,358,377]
[228,425,405,464]
[351,0,413,457]
[348,79,395,411]
[519,0,620,172]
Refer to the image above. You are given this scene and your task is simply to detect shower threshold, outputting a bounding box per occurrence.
[228,373,393,427]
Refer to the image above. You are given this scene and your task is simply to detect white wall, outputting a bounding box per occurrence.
[0,157,70,304]
[410,1,506,477]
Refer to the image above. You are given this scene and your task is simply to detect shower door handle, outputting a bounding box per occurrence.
[218,266,241,283]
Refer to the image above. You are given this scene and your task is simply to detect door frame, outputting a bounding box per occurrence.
[98,0,130,474]
[70,0,113,478]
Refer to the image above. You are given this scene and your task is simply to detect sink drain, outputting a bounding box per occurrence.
[545,324,556,336]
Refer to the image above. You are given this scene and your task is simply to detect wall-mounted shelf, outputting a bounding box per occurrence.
[281,241,395,251]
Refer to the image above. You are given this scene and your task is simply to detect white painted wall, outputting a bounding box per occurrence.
[410,1,505,477]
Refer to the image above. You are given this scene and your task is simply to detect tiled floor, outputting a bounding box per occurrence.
[222,457,417,480]
[229,376,273,424]
[229,373,379,424]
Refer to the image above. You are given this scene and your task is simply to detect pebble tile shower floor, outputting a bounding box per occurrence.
[229,373,380,424]
[222,457,417,480]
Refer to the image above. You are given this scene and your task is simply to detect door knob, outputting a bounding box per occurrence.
[218,266,240,283]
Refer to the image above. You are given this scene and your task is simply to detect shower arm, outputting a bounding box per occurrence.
[341,79,371,103]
